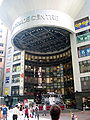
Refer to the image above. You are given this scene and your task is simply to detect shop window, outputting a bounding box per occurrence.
[81,76,90,91]
[12,63,21,72]
[13,52,21,61]
[11,86,19,95]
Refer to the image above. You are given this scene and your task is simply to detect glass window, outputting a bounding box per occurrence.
[35,56,38,59]
[11,86,19,95]
[60,54,62,58]
[25,54,28,60]
[50,56,53,59]
[57,55,59,59]
[12,74,20,83]
[13,52,21,61]
[81,76,90,91]
[28,55,31,60]
[12,63,21,72]
[53,56,56,59]
[79,60,90,73]
[63,53,65,57]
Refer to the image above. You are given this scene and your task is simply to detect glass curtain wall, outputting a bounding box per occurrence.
[24,49,74,99]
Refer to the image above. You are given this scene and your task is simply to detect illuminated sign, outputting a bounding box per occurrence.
[75,17,90,30]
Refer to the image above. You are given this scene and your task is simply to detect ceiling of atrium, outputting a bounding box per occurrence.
[13,26,70,54]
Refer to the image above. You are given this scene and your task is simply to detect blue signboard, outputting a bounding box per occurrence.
[5,77,9,83]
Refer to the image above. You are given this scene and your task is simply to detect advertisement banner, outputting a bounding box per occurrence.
[75,17,90,30]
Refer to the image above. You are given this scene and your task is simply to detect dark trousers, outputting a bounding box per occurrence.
[25,113,29,119]
[13,114,17,120]
[42,110,46,116]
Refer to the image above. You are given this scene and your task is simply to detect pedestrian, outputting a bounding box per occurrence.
[35,105,39,120]
[19,105,23,119]
[32,105,35,118]
[2,105,8,120]
[24,106,29,120]
[42,104,46,116]
[50,104,61,120]
[8,107,13,120]
[13,105,19,120]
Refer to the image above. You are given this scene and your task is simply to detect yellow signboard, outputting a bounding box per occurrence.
[4,88,9,95]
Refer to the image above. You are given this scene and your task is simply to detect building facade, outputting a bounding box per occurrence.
[0,0,90,109]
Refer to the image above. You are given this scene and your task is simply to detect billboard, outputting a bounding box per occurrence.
[75,17,90,30]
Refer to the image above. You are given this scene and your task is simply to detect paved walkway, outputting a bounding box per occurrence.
[6,110,90,120]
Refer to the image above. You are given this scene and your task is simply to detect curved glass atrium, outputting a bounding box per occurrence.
[24,48,74,100]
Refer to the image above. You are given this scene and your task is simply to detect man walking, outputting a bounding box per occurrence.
[2,105,8,120]
[35,105,39,120]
